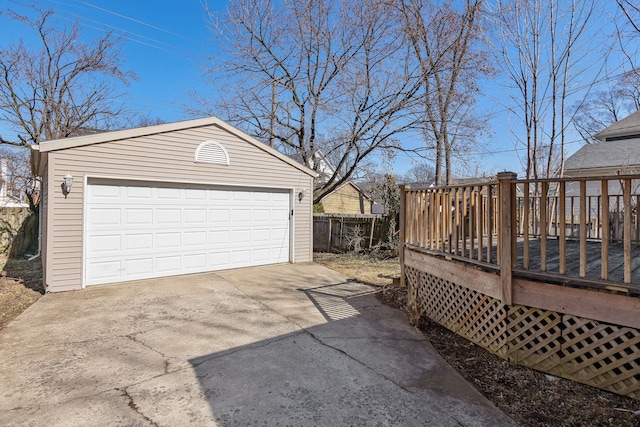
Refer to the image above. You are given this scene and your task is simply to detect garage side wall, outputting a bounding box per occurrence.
[46,124,313,292]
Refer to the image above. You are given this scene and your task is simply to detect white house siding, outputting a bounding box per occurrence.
[45,123,313,291]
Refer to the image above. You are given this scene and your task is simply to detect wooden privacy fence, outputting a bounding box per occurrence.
[313,214,384,252]
[400,172,640,399]
[0,207,31,253]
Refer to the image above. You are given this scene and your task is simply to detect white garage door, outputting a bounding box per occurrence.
[84,180,291,286]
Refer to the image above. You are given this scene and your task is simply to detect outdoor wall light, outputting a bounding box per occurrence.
[62,173,73,198]
[298,188,306,202]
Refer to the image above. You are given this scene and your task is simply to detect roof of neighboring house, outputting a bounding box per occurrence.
[31,116,317,177]
[564,137,640,174]
[595,110,640,141]
[318,180,373,203]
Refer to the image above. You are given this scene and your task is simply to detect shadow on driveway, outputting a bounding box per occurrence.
[0,263,516,426]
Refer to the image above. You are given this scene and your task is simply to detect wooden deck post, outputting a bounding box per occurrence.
[399,184,410,288]
[498,172,517,305]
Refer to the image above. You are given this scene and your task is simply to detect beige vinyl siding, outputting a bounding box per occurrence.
[321,183,371,214]
[45,123,313,291]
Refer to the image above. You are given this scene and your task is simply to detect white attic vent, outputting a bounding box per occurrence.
[194,140,230,165]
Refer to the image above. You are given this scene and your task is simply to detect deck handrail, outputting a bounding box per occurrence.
[400,172,640,300]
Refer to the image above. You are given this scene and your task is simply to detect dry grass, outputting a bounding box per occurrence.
[313,252,400,286]
[0,254,43,330]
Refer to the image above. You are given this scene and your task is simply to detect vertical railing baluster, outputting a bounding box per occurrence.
[601,180,609,280]
[486,185,492,263]
[477,185,483,262]
[559,181,566,275]
[624,178,632,283]
[540,181,548,272]
[523,182,530,270]
[580,180,587,278]
[462,187,468,257]
[454,188,460,256]
[469,186,475,259]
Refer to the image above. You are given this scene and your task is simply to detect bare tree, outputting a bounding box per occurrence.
[401,161,436,186]
[487,0,602,179]
[573,71,640,143]
[396,0,490,185]
[617,0,640,34]
[200,0,422,203]
[0,6,135,147]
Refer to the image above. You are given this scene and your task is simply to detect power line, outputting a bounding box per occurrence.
[73,0,201,43]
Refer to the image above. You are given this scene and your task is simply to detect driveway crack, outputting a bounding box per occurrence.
[119,386,159,427]
[304,330,413,393]
[126,334,170,374]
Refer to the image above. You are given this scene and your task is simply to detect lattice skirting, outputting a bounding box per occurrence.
[405,265,640,399]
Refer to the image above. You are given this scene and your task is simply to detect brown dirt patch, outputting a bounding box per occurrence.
[0,255,43,330]
[378,284,640,427]
[314,252,400,286]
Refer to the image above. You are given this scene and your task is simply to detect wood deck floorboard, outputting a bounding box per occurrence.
[440,236,640,292]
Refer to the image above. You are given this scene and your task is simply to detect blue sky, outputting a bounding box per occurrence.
[0,0,630,178]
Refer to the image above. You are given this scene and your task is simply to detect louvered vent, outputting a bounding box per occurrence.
[194,140,230,165]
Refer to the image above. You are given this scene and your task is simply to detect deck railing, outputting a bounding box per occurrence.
[399,172,640,300]
[399,172,640,400]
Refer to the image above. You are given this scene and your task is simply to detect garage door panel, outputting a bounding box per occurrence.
[125,209,153,225]
[271,228,289,241]
[232,209,251,224]
[231,250,251,265]
[157,232,181,249]
[184,231,207,247]
[209,209,230,225]
[89,184,121,199]
[185,209,207,224]
[209,230,230,245]
[209,251,231,267]
[124,234,153,251]
[126,186,153,199]
[184,253,207,269]
[87,260,122,281]
[253,229,270,242]
[89,208,121,226]
[158,187,181,199]
[157,208,181,224]
[231,229,251,244]
[185,188,207,200]
[157,255,181,272]
[88,235,121,254]
[85,182,291,286]
[252,209,271,222]
[125,258,154,275]
[233,191,251,201]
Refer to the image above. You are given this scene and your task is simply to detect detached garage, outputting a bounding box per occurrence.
[31,117,316,292]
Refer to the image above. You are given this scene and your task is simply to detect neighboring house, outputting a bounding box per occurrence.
[565,110,640,178]
[0,158,28,208]
[318,181,373,214]
[31,117,317,292]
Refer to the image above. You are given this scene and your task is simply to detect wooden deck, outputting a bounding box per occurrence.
[427,238,640,294]
[399,174,640,400]
[515,239,640,291]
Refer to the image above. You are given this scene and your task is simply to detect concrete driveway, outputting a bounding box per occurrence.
[0,263,515,426]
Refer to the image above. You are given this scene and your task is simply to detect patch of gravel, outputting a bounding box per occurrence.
[378,284,640,427]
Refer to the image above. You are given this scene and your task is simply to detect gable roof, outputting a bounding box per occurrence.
[564,137,640,173]
[32,116,317,177]
[595,110,640,141]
